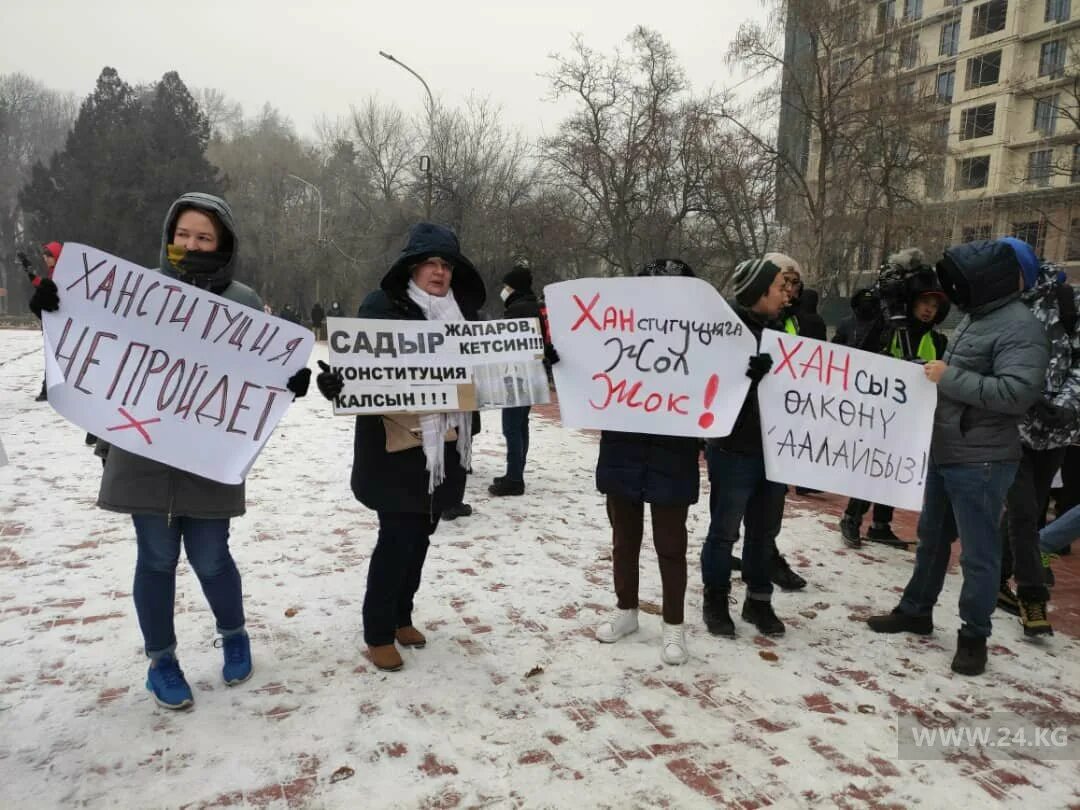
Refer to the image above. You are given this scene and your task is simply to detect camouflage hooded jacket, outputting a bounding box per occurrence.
[1019,264,1080,450]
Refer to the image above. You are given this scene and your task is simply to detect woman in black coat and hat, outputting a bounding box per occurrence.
[592,259,702,666]
[317,222,485,672]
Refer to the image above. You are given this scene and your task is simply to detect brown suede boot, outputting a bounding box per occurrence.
[395,626,427,648]
[367,644,403,671]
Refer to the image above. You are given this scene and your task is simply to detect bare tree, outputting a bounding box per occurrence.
[541,27,705,273]
[426,95,540,286]
[723,0,946,292]
[695,128,778,283]
[195,87,243,140]
[350,97,418,203]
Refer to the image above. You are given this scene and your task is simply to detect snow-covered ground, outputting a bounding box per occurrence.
[2,327,1079,809]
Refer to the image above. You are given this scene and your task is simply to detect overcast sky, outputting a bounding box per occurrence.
[1,1,769,140]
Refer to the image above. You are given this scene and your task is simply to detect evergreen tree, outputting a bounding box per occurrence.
[20,67,221,268]
[20,67,142,257]
[141,70,221,243]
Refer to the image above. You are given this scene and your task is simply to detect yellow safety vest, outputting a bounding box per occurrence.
[783,316,798,335]
[890,331,937,362]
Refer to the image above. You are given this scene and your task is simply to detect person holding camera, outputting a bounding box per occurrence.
[838,250,949,548]
[997,237,1080,637]
[832,288,886,352]
[22,242,62,401]
[867,239,1048,676]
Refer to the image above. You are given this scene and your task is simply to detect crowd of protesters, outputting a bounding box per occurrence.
[22,199,1080,709]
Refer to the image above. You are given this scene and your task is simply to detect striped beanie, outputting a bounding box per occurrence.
[732,257,782,307]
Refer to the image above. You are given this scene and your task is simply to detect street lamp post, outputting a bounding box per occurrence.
[379,50,434,219]
[285,172,325,303]
[285,172,323,243]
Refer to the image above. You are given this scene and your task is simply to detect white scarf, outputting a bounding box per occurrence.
[407,280,473,493]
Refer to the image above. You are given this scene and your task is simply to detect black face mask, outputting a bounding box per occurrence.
[167,245,231,289]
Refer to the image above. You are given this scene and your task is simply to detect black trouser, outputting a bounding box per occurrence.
[844,498,894,526]
[1001,445,1065,601]
[363,512,437,646]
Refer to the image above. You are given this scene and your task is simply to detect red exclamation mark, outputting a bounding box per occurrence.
[698,374,720,429]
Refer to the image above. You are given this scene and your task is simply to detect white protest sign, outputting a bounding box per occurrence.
[543,277,757,437]
[41,244,314,485]
[326,316,550,414]
[756,329,936,511]
[0,435,7,467]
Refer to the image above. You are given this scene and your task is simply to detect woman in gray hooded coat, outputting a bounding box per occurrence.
[94,193,311,709]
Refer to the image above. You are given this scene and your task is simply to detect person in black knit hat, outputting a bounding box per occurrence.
[490,257,543,497]
[700,257,794,639]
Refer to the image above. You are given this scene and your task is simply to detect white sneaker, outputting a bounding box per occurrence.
[595,609,639,643]
[660,622,688,665]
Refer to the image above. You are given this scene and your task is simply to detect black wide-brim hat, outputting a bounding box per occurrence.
[382,222,486,310]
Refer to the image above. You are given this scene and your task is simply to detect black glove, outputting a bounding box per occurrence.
[746,352,773,383]
[315,360,344,400]
[286,367,311,398]
[544,344,560,366]
[16,251,33,278]
[29,278,60,317]
[1032,400,1075,430]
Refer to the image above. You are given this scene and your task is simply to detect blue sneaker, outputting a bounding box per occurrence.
[146,654,194,710]
[220,632,252,685]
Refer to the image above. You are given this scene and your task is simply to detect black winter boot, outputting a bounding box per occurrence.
[441,502,473,521]
[951,632,987,676]
[867,608,933,635]
[741,598,785,636]
[488,479,524,496]
[770,554,807,591]
[866,523,909,548]
[702,587,735,637]
[839,516,861,548]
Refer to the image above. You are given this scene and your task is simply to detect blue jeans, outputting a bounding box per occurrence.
[898,461,1017,639]
[502,406,531,482]
[701,446,785,598]
[132,515,245,658]
[1041,503,1080,554]
[364,512,436,646]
